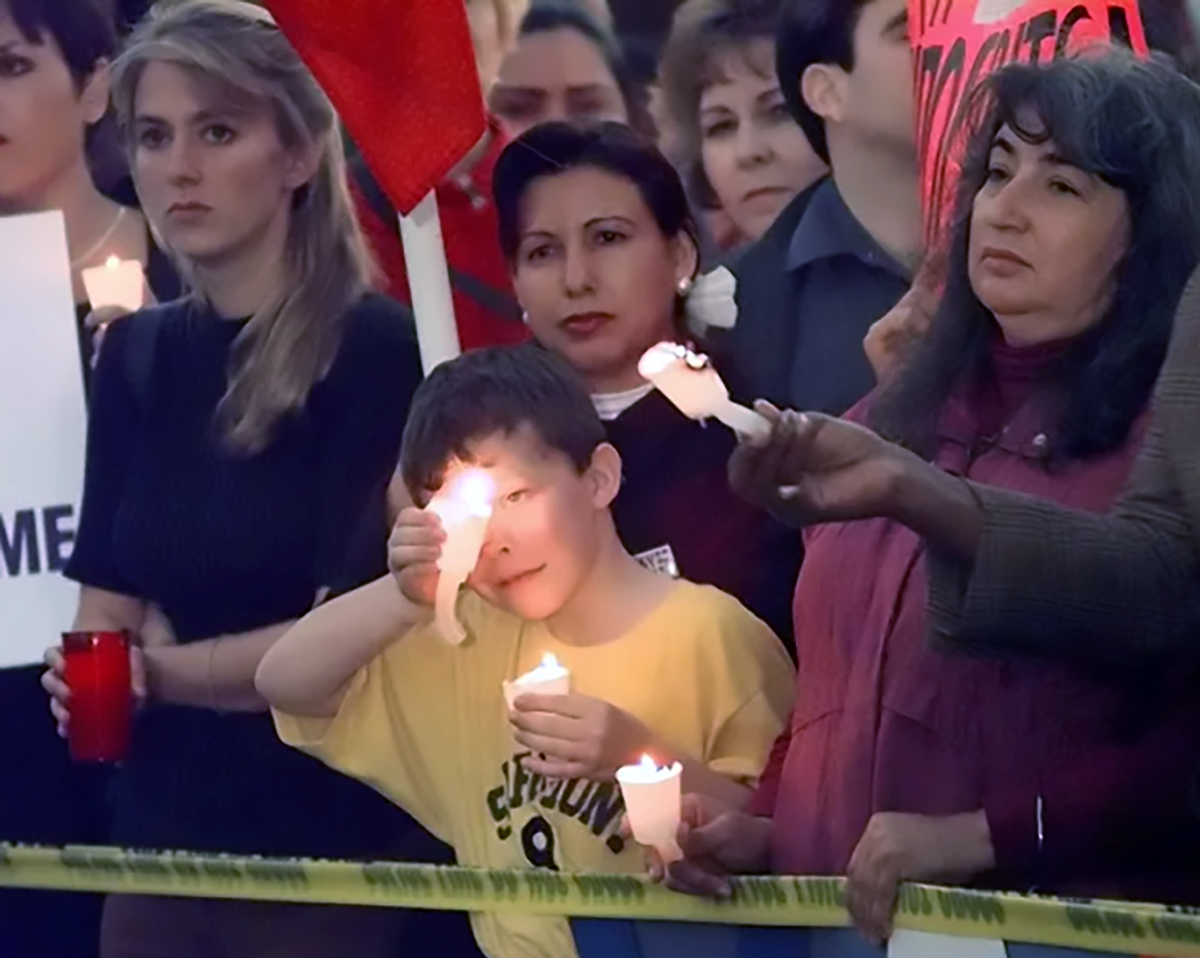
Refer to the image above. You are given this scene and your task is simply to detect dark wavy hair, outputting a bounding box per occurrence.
[869,51,1200,463]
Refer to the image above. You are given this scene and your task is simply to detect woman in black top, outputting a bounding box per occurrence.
[41,2,425,956]
[492,121,800,650]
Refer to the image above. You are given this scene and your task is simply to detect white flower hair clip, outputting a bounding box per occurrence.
[681,266,738,334]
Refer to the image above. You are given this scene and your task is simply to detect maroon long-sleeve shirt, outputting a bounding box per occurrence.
[750,337,1200,903]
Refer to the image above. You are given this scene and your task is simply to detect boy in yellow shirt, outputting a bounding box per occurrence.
[256,346,795,958]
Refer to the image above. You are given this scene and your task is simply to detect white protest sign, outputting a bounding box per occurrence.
[0,211,86,668]
[890,929,1007,958]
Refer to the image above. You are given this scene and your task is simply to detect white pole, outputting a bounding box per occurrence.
[398,190,462,372]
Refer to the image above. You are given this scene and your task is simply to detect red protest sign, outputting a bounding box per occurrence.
[911,0,1147,249]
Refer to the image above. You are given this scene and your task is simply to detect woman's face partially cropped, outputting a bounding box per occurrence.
[968,122,1130,345]
[489,27,627,138]
[0,12,107,204]
[698,40,825,242]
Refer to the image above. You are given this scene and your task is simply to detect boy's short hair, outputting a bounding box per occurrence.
[776,0,871,163]
[400,345,607,498]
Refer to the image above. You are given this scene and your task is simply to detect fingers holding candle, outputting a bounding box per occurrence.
[388,507,446,607]
[512,693,650,781]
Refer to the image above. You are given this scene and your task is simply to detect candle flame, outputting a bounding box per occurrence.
[105,255,120,269]
[453,469,495,518]
[638,753,658,772]
[540,652,560,669]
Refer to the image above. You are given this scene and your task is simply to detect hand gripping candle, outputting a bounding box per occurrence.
[80,256,146,312]
[616,754,684,863]
[638,342,770,439]
[425,469,496,645]
[502,652,571,709]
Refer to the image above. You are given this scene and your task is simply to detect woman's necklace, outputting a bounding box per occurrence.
[69,206,128,270]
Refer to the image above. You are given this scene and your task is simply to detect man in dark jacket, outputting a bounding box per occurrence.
[723,0,920,414]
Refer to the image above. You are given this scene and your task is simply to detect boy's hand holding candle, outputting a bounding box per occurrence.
[511,692,653,781]
[388,507,446,609]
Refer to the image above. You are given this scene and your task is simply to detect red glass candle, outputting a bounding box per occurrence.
[62,631,133,763]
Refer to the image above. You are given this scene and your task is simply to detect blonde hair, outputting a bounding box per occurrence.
[110,0,375,454]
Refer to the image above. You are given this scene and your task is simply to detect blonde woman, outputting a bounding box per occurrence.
[40,2,426,955]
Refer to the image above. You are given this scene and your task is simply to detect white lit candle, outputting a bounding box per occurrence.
[616,753,684,863]
[426,468,496,645]
[80,256,145,312]
[503,652,571,709]
[638,342,770,439]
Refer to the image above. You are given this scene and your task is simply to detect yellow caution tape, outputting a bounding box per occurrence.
[2,844,1199,956]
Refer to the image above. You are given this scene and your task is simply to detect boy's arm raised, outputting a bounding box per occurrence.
[256,576,431,718]
[258,507,442,717]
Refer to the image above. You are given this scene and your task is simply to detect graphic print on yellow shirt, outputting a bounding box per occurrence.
[275,580,795,958]
[487,751,629,872]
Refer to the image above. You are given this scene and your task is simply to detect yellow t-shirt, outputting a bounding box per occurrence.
[275,580,795,958]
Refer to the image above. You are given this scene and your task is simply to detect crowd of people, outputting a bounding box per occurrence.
[5,0,1200,957]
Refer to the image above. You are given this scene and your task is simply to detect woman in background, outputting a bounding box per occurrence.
[490,1,653,138]
[493,121,800,648]
[0,1,179,954]
[40,2,427,955]
[658,0,825,251]
[0,0,179,380]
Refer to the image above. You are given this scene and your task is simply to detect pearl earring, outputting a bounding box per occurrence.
[677,277,694,296]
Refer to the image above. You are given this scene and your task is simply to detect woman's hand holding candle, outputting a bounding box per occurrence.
[511,693,651,781]
[42,641,149,741]
[638,793,773,898]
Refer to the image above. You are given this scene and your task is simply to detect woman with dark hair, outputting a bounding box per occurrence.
[658,0,825,248]
[489,1,653,138]
[0,0,180,380]
[655,52,1200,935]
[0,1,180,953]
[492,120,800,647]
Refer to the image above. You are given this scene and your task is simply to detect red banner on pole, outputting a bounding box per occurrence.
[911,0,1148,249]
[265,0,486,216]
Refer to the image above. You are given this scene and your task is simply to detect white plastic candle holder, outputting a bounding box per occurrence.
[426,469,495,645]
[616,754,684,863]
[502,652,571,709]
[638,342,769,439]
[81,256,145,312]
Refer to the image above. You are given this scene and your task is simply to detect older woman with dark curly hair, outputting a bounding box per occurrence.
[658,49,1200,939]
